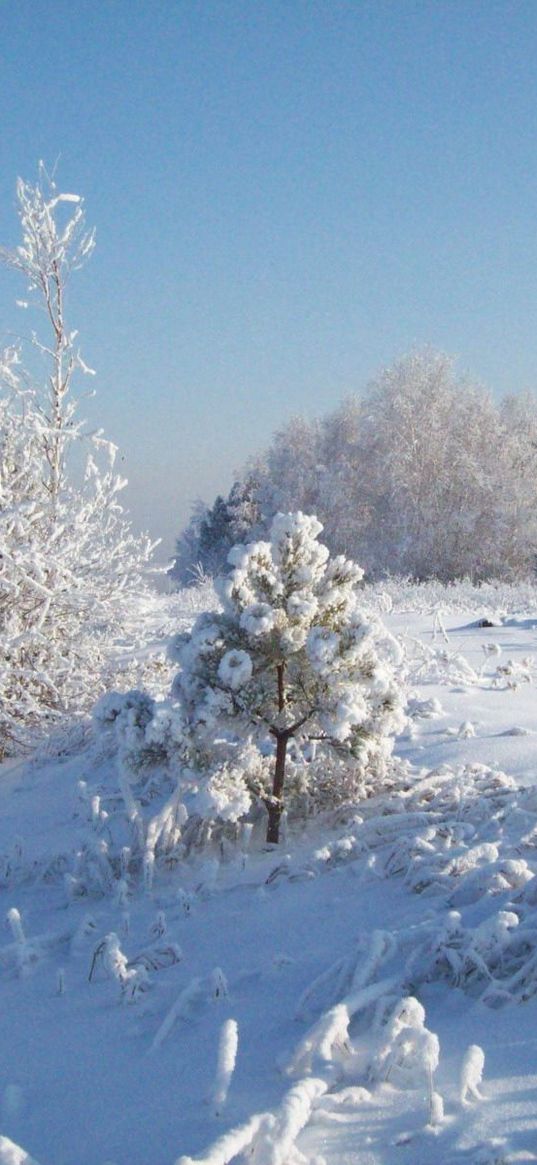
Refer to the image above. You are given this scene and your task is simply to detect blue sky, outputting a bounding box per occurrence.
[2,0,537,557]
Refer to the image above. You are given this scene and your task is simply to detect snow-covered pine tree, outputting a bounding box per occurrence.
[0,166,154,755]
[169,498,209,586]
[174,512,404,843]
[170,477,262,585]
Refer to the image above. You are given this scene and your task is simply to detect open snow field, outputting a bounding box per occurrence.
[3,582,537,1164]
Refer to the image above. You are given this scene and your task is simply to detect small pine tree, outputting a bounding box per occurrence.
[174,512,404,843]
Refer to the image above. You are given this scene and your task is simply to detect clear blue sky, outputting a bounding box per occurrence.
[2,0,537,558]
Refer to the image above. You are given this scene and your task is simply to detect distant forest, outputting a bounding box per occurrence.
[171,351,537,585]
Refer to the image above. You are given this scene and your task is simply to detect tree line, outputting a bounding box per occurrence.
[172,350,537,585]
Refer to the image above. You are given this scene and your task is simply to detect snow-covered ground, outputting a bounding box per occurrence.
[3,582,537,1165]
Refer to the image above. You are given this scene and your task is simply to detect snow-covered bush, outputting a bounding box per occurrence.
[0,166,154,756]
[369,995,439,1084]
[367,994,444,1127]
[94,688,185,773]
[172,512,405,843]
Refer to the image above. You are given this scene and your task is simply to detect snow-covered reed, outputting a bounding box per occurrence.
[251,1078,328,1165]
[88,933,149,1003]
[460,1044,485,1105]
[176,1112,269,1165]
[362,575,537,618]
[286,977,397,1078]
[178,1078,327,1165]
[150,977,203,1051]
[5,908,38,977]
[212,1019,239,1116]
[369,996,443,1127]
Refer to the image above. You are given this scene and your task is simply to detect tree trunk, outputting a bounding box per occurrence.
[266,730,288,844]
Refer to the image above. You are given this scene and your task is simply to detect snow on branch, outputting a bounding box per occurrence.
[0,1135,41,1165]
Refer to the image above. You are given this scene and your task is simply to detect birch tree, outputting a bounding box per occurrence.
[0,166,153,754]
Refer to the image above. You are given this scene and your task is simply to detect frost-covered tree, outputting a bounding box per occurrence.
[247,415,323,520]
[354,351,503,579]
[180,349,537,584]
[170,477,262,585]
[169,498,209,585]
[0,166,154,754]
[174,512,404,843]
[497,392,537,576]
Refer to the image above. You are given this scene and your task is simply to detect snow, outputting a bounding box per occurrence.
[217,650,253,691]
[3,582,537,1162]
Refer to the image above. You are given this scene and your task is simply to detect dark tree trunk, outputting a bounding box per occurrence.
[266,729,288,844]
